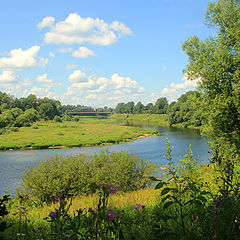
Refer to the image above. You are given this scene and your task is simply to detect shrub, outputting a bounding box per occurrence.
[19,150,156,204]
[62,115,71,121]
[53,115,62,123]
[31,124,38,129]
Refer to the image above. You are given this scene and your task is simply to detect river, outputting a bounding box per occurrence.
[0,125,209,195]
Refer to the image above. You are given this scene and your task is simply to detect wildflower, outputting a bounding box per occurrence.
[60,199,67,206]
[88,207,95,214]
[141,232,145,236]
[108,184,116,193]
[106,209,117,221]
[49,211,56,220]
[99,183,105,188]
[133,204,142,210]
[121,210,124,215]
[142,205,145,212]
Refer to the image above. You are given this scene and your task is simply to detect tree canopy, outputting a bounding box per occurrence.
[183,0,240,157]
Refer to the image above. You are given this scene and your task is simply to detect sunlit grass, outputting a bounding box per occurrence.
[0,119,157,150]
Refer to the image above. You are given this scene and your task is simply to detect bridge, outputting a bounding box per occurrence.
[68,111,112,116]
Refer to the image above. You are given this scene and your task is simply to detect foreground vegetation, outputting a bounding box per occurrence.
[0,119,157,150]
[1,141,239,240]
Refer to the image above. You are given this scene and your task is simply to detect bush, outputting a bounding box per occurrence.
[54,115,62,123]
[31,124,38,129]
[62,115,71,121]
[19,150,156,204]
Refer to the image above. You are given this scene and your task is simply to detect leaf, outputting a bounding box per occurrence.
[197,195,207,203]
[164,201,175,209]
[149,176,160,181]
[155,181,166,189]
[161,187,172,196]
[161,194,171,203]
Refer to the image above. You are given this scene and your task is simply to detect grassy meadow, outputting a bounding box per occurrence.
[0,118,158,150]
[109,113,169,126]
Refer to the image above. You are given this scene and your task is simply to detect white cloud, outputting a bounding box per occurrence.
[35,74,53,83]
[28,86,58,99]
[86,94,97,99]
[162,66,167,71]
[49,52,55,57]
[39,57,49,67]
[72,47,96,58]
[39,13,132,45]
[0,46,40,71]
[66,64,78,69]
[68,70,88,83]
[59,48,72,53]
[38,16,55,29]
[62,72,145,106]
[0,71,17,83]
[160,73,200,102]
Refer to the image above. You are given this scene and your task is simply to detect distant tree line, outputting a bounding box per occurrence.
[114,91,204,127]
[0,92,113,133]
[0,89,204,133]
[115,97,169,114]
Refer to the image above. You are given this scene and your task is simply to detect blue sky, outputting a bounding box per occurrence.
[0,0,216,107]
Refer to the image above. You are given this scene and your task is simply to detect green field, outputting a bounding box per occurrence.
[109,113,169,126]
[0,118,158,150]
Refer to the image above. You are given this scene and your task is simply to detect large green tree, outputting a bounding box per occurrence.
[182,0,240,157]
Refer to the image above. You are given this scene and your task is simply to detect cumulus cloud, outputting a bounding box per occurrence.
[66,64,78,69]
[62,72,145,106]
[68,70,88,83]
[38,13,132,45]
[38,16,55,29]
[0,46,40,71]
[161,73,200,102]
[72,47,96,58]
[35,74,53,83]
[0,71,17,83]
[59,48,72,53]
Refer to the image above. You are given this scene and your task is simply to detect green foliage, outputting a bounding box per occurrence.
[19,150,156,204]
[168,90,203,127]
[183,0,240,157]
[0,195,11,233]
[54,115,62,122]
[62,114,71,121]
[115,98,169,115]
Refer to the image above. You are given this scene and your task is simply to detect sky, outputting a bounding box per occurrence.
[0,0,217,107]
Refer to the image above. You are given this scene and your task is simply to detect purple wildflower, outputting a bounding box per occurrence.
[133,204,142,210]
[49,211,56,220]
[88,207,95,214]
[106,209,117,221]
[108,184,116,193]
[60,199,67,206]
[99,183,106,188]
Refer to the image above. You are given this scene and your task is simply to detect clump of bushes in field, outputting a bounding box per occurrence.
[18,150,156,204]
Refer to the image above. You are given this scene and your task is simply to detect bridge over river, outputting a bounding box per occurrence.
[68,111,112,116]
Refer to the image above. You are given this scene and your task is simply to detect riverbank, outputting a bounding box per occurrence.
[0,119,158,150]
[109,113,200,129]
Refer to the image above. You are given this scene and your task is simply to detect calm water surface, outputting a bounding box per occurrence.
[0,125,209,195]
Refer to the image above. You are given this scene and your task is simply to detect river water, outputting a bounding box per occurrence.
[0,125,209,195]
